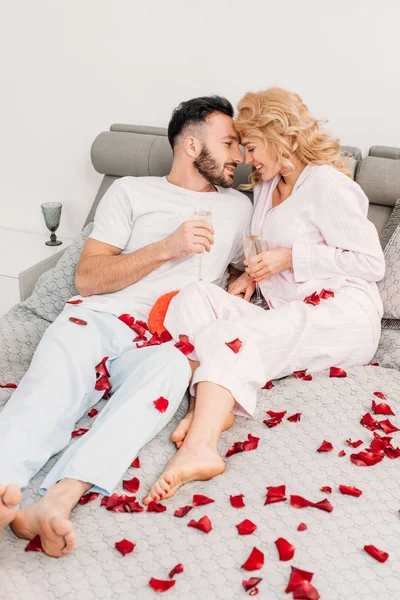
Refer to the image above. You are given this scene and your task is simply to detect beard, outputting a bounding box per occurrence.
[193,145,236,189]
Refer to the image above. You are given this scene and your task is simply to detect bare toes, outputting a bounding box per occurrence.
[3,484,22,508]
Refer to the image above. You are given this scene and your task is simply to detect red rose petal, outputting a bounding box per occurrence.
[101,493,120,509]
[230,493,245,508]
[369,362,379,366]
[242,577,262,592]
[372,400,395,416]
[317,440,333,452]
[149,578,176,592]
[351,450,384,467]
[123,476,140,493]
[285,566,314,594]
[154,396,169,413]
[275,537,295,561]
[293,369,308,379]
[360,413,380,431]
[95,357,110,378]
[243,433,260,452]
[265,485,287,505]
[266,410,287,419]
[313,499,334,512]
[241,547,264,571]
[69,317,87,326]
[339,485,362,497]
[261,380,274,389]
[95,376,112,394]
[236,519,257,535]
[287,412,302,422]
[292,581,320,600]
[187,515,212,533]
[297,523,307,531]
[330,366,347,378]
[373,391,387,400]
[304,292,320,306]
[249,588,259,596]
[338,450,346,457]
[263,416,283,428]
[364,544,389,563]
[71,428,88,438]
[225,338,242,353]
[115,538,135,556]
[174,334,195,356]
[118,313,136,328]
[319,288,335,300]
[346,438,363,448]
[25,535,42,552]
[147,501,167,513]
[79,492,99,505]
[169,563,184,579]
[303,374,313,381]
[379,418,400,434]
[131,457,141,468]
[131,322,147,337]
[225,441,244,457]
[174,505,193,518]
[290,495,314,509]
[0,383,17,389]
[87,408,98,418]
[124,500,144,513]
[320,486,332,493]
[66,299,83,305]
[192,494,214,506]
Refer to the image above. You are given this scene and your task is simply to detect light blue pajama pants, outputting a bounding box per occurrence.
[0,306,191,496]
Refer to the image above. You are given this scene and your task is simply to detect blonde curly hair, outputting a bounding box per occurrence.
[235,87,352,189]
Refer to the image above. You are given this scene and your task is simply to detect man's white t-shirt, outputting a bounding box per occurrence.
[70,176,252,321]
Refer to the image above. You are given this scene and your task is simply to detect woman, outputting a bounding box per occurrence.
[143,87,385,505]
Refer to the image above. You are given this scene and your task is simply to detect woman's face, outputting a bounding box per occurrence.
[241,136,281,181]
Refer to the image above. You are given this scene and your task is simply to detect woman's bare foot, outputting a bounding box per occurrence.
[0,484,22,540]
[171,411,235,449]
[142,444,225,504]
[11,479,88,558]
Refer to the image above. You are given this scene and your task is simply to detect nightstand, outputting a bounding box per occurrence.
[0,228,73,317]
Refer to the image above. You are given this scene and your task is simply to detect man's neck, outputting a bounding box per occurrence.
[167,163,217,193]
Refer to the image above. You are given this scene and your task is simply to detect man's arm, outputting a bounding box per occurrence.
[75,220,214,297]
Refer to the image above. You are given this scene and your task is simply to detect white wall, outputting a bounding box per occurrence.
[1,0,399,239]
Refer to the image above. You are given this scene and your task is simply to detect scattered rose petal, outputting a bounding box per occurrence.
[369,363,379,366]
[71,428,88,438]
[287,412,302,422]
[261,380,274,389]
[123,477,140,493]
[285,566,314,594]
[131,457,141,468]
[266,410,287,419]
[313,499,334,512]
[373,391,387,400]
[225,338,242,353]
[330,366,347,378]
[236,519,257,535]
[317,440,333,453]
[241,547,264,571]
[360,413,380,431]
[338,450,346,457]
[79,492,99,505]
[174,505,193,518]
[87,408,98,418]
[339,485,362,497]
[265,485,287,505]
[95,357,110,378]
[0,383,17,389]
[230,494,245,508]
[346,438,363,448]
[379,419,400,434]
[364,544,389,563]
[118,313,135,328]
[101,493,142,512]
[169,563,184,578]
[187,516,212,533]
[263,416,283,428]
[192,494,214,506]
[242,577,262,592]
[174,334,194,356]
[243,433,260,451]
[147,501,167,513]
[25,535,42,552]
[275,537,295,561]
[372,400,395,416]
[290,495,333,512]
[292,582,320,600]
[226,441,244,457]
[350,450,384,467]
[149,578,176,592]
[319,289,335,300]
[320,486,332,493]
[297,523,307,531]
[302,374,313,381]
[66,299,83,304]
[249,588,259,596]
[124,500,144,513]
[304,292,320,306]
[293,369,308,379]
[115,538,135,556]
[154,396,169,413]
[69,317,87,326]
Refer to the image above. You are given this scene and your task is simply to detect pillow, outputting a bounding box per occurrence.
[378,199,400,326]
[22,223,93,323]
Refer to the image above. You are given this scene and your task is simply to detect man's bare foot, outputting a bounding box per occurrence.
[171,411,235,449]
[0,484,22,540]
[142,444,225,504]
[10,480,87,558]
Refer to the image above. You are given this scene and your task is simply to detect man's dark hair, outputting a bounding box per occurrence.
[167,95,234,150]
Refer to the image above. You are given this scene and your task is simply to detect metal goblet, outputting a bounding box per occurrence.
[41,202,63,246]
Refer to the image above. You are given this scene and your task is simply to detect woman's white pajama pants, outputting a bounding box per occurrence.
[0,306,191,496]
[164,282,381,418]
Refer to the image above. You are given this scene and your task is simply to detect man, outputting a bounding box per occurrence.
[0,96,252,557]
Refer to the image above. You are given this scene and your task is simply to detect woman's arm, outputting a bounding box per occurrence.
[291,180,385,283]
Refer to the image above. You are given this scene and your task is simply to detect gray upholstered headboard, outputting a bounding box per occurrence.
[86,124,400,236]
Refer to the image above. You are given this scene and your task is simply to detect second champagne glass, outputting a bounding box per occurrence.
[193,203,212,281]
[243,232,266,307]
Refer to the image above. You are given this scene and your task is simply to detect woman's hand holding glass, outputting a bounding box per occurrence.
[245,248,293,282]
[228,272,256,301]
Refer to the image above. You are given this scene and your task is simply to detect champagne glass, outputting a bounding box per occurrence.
[243,232,266,306]
[193,203,212,281]
[41,202,63,246]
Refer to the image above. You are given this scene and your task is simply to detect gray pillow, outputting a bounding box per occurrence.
[22,223,93,323]
[378,199,400,328]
